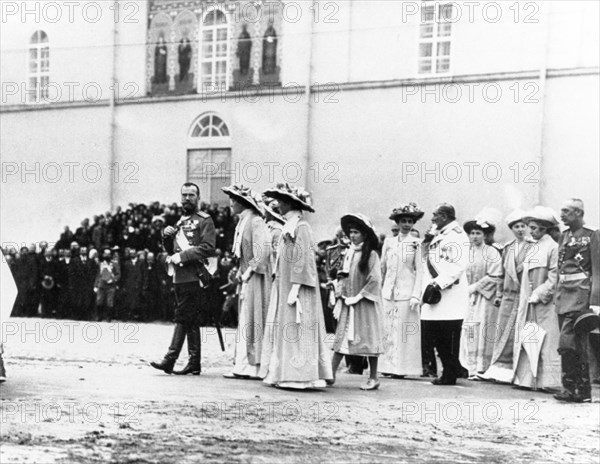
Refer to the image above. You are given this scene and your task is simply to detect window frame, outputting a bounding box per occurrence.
[417,2,454,76]
[28,30,50,103]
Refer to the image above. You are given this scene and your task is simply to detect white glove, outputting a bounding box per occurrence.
[241,268,253,282]
[344,294,362,306]
[333,300,342,320]
[468,284,477,295]
[287,284,300,306]
[590,305,600,316]
[409,297,421,312]
[527,293,540,304]
[168,253,182,265]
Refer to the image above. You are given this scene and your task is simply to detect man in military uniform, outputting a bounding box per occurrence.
[554,198,600,403]
[150,182,216,376]
[420,203,470,386]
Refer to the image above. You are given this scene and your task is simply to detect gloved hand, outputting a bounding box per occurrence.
[409,297,421,312]
[344,294,362,306]
[287,284,300,306]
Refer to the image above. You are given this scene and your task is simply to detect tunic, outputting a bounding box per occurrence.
[232,210,272,377]
[378,234,424,375]
[482,239,533,382]
[332,247,385,356]
[512,234,561,390]
[459,243,502,376]
[260,211,333,388]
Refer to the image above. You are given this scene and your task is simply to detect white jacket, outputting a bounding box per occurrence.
[420,221,470,321]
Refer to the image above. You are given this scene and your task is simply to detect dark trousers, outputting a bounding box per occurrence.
[421,319,463,383]
[558,312,591,398]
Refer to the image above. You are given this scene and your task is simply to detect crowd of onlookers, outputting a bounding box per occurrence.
[2,201,242,327]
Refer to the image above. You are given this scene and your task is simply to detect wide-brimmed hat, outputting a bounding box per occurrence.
[464,219,496,235]
[341,213,379,248]
[151,215,165,224]
[524,206,559,228]
[262,196,284,224]
[222,184,264,216]
[505,209,527,228]
[263,183,315,213]
[389,202,425,222]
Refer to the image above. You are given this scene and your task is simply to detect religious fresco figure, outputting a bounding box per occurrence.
[178,34,192,82]
[262,19,277,75]
[237,24,252,75]
[154,33,168,84]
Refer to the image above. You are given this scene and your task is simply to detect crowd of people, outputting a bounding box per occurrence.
[2,201,240,327]
[2,185,599,404]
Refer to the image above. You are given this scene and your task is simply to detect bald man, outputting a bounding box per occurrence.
[554,198,600,403]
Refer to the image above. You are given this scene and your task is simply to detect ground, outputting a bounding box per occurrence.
[0,318,598,464]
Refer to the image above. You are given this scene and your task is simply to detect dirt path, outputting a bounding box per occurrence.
[1,318,598,463]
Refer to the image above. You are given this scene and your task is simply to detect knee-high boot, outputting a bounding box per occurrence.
[150,323,186,374]
[174,324,201,375]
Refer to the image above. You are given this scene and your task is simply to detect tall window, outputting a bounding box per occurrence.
[200,9,229,90]
[187,113,231,206]
[418,3,453,74]
[28,30,50,102]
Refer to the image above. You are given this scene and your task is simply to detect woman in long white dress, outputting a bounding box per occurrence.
[378,203,424,378]
[512,206,561,391]
[482,210,534,382]
[459,219,503,379]
[259,183,333,389]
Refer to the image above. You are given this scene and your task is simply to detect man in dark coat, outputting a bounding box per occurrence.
[554,199,600,403]
[39,248,60,318]
[121,249,145,321]
[150,182,216,376]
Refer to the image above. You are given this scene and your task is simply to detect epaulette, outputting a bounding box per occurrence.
[197,211,210,219]
[452,226,463,234]
[325,244,339,251]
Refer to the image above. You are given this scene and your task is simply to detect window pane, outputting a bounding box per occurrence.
[419,43,432,58]
[437,22,451,37]
[418,59,432,74]
[438,4,453,22]
[422,5,435,22]
[203,30,213,42]
[217,28,227,41]
[437,41,451,57]
[436,59,450,73]
[420,24,433,39]
[204,11,215,25]
[215,10,227,24]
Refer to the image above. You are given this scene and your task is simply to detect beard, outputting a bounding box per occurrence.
[182,202,197,214]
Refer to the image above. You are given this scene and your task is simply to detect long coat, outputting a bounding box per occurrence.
[512,234,561,389]
[332,247,384,356]
[379,234,424,375]
[483,239,534,382]
[420,221,470,321]
[260,212,333,387]
[234,211,272,369]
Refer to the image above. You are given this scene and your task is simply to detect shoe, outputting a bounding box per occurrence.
[431,377,456,386]
[360,379,380,390]
[553,391,591,403]
[325,378,335,387]
[173,365,200,375]
[149,360,175,374]
[223,373,250,379]
[0,357,6,383]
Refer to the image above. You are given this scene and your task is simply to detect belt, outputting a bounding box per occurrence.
[558,272,588,283]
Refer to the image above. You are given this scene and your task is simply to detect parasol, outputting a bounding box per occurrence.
[517,303,546,390]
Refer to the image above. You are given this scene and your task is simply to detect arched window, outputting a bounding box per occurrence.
[187,113,232,206]
[28,30,50,103]
[200,9,229,90]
